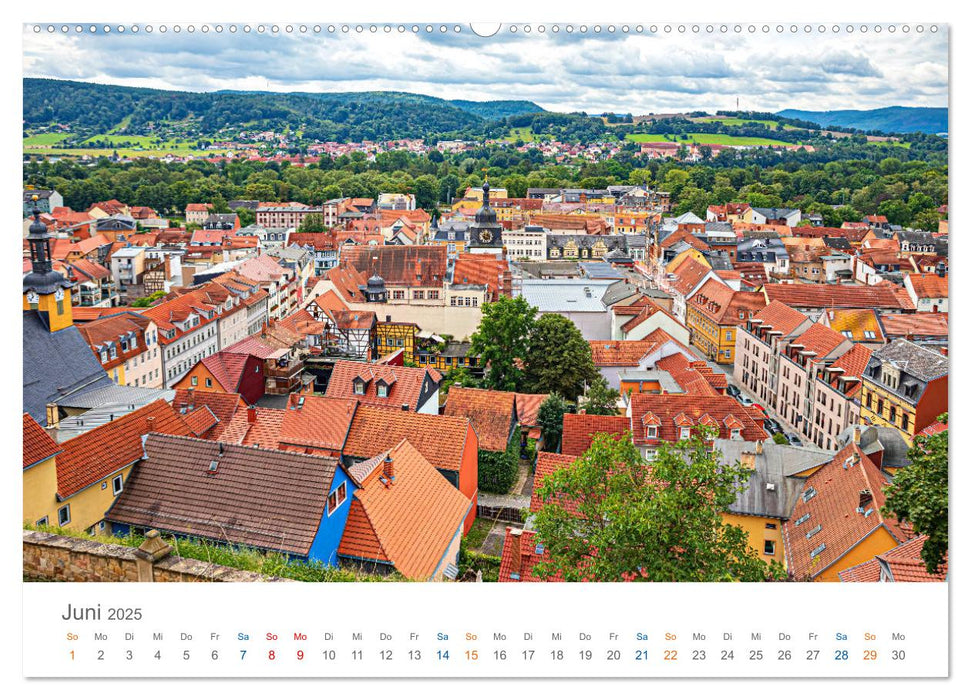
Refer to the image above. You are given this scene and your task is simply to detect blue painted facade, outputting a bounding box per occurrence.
[306,467,357,565]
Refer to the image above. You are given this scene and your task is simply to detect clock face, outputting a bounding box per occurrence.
[55,289,64,301]
[479,230,493,244]
[27,291,39,304]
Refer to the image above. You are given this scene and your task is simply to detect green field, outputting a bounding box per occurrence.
[503,127,546,143]
[23,132,72,146]
[625,132,795,147]
[693,116,799,131]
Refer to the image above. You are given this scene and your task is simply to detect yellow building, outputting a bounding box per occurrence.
[721,513,786,567]
[686,279,765,365]
[376,321,419,363]
[415,341,481,374]
[24,198,75,333]
[859,339,949,446]
[22,414,62,527]
[26,400,194,535]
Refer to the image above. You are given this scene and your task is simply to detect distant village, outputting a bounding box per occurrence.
[22,177,948,583]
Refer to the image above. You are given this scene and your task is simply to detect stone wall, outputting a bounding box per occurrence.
[23,530,291,583]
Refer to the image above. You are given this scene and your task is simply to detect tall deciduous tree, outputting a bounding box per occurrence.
[531,430,782,582]
[537,394,569,454]
[297,213,326,233]
[523,314,597,401]
[582,375,621,415]
[883,414,948,574]
[469,296,536,392]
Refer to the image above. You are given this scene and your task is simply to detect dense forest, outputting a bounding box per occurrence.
[23,78,544,142]
[23,139,948,231]
[777,106,949,135]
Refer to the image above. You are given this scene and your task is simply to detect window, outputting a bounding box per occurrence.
[765,523,777,530]
[902,413,910,431]
[327,482,347,515]
[730,428,741,440]
[794,513,810,526]
[58,505,71,526]
[764,540,776,556]
[353,380,365,395]
[112,475,123,495]
[191,376,198,386]
[863,330,876,340]
[205,378,213,388]
[646,425,658,439]
[377,383,388,398]
[802,487,817,503]
[679,427,691,441]
[806,525,822,539]
[36,517,48,527]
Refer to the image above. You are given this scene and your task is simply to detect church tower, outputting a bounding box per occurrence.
[468,178,504,249]
[23,195,74,332]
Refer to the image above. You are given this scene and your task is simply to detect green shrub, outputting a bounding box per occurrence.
[478,426,521,493]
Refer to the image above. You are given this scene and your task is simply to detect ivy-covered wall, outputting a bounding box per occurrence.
[478,425,521,494]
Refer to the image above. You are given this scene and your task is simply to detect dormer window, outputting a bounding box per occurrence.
[377,383,388,398]
[679,427,691,441]
[353,379,366,395]
[730,428,742,440]
[647,425,658,439]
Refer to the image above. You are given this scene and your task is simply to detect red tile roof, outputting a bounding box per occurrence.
[444,386,516,452]
[23,413,61,469]
[530,451,583,515]
[55,400,194,498]
[907,273,948,299]
[561,413,631,457]
[763,283,914,311]
[752,300,810,337]
[783,443,909,581]
[277,395,358,454]
[238,407,286,450]
[514,393,549,428]
[589,329,688,367]
[452,254,510,300]
[789,323,850,359]
[629,394,768,445]
[326,360,439,411]
[654,353,725,395]
[337,439,470,580]
[182,406,219,437]
[171,389,247,440]
[498,527,561,582]
[879,312,948,339]
[838,536,947,582]
[343,405,472,473]
[199,352,252,393]
[341,245,447,287]
[688,278,766,325]
[669,256,712,296]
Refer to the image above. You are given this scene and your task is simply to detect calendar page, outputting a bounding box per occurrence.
[14,1,957,694]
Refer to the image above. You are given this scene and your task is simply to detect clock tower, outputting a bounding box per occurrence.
[468,179,504,249]
[23,196,74,332]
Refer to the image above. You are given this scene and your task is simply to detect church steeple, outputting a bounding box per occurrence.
[469,174,503,248]
[23,195,74,332]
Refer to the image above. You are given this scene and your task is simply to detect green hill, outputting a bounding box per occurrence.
[776,106,948,135]
[22,78,543,142]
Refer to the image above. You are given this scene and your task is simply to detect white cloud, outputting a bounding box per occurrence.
[22,25,948,112]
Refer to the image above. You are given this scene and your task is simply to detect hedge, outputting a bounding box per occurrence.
[478,425,521,494]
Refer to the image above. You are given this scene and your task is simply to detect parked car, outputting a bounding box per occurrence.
[726,384,741,399]
[762,418,783,435]
[785,432,804,447]
[737,393,754,406]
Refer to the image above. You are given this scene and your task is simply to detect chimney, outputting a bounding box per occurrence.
[852,425,862,445]
[145,416,155,432]
[247,406,257,424]
[755,439,764,455]
[383,454,395,481]
[508,528,523,579]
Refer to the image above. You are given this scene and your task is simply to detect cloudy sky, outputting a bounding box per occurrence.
[22,24,948,113]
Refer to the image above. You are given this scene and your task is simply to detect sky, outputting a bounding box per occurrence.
[21,23,948,114]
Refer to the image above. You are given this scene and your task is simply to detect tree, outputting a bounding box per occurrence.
[235,207,255,228]
[523,314,597,401]
[439,366,480,398]
[883,414,948,574]
[297,213,326,233]
[537,394,569,453]
[531,430,782,582]
[469,296,536,391]
[581,375,620,415]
